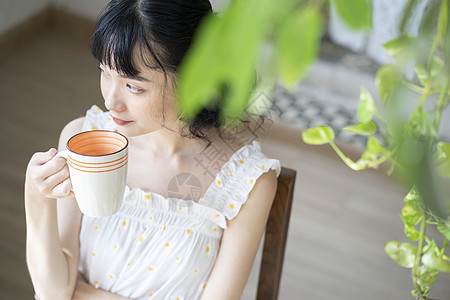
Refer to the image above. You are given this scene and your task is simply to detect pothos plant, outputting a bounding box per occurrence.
[301,1,450,299]
[176,0,372,120]
[176,0,446,298]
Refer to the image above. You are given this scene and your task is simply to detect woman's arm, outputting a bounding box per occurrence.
[200,170,278,300]
[69,273,131,300]
[35,272,132,300]
[25,118,85,300]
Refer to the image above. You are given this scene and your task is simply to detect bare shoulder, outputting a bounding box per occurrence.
[232,169,277,226]
[58,117,85,150]
[248,169,278,205]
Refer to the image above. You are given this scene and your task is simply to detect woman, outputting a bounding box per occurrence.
[25,1,279,299]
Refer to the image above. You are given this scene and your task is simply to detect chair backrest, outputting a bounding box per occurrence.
[256,167,297,300]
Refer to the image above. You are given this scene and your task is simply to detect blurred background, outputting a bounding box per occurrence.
[1,0,449,299]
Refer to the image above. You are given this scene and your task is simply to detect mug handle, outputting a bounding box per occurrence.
[54,150,74,195]
[55,150,69,160]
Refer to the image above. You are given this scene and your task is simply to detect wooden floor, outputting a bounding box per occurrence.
[1,30,449,300]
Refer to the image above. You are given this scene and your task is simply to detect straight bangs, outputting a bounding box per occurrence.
[90,2,165,77]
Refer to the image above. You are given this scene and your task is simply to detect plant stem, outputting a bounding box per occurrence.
[426,0,448,71]
[417,91,429,109]
[401,77,428,95]
[412,209,428,298]
[429,80,449,149]
[329,141,360,170]
[426,0,449,70]
[409,92,430,124]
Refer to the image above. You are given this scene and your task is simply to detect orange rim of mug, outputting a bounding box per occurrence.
[65,130,128,173]
[67,130,128,157]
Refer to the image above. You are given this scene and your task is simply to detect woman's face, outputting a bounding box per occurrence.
[99,59,178,137]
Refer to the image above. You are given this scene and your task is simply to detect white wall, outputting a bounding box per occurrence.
[0,0,52,35]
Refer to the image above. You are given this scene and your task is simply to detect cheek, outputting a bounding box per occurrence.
[147,93,178,123]
[100,76,108,100]
[140,99,163,125]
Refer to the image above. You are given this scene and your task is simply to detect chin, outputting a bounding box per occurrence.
[116,125,160,138]
[114,127,136,138]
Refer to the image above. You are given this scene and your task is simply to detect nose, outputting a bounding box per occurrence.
[103,82,126,112]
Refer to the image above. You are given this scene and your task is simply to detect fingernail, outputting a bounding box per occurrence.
[48,148,57,156]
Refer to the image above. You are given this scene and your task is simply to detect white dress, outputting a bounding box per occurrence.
[77,105,281,299]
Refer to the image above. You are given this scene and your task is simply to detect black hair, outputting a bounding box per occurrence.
[90,0,221,145]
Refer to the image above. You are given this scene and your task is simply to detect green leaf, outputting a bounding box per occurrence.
[416,0,440,66]
[415,265,439,293]
[404,186,421,203]
[366,135,388,155]
[400,0,422,36]
[331,0,372,30]
[401,202,422,226]
[359,136,388,166]
[437,221,450,240]
[414,64,428,87]
[277,7,322,85]
[407,107,436,137]
[357,87,377,123]
[436,142,450,159]
[437,0,448,38]
[403,223,420,241]
[384,241,417,268]
[436,142,450,177]
[302,126,335,145]
[177,14,223,119]
[413,56,445,92]
[422,248,450,272]
[376,65,402,105]
[383,35,417,61]
[177,0,277,120]
[219,0,275,118]
[444,0,450,77]
[343,121,377,135]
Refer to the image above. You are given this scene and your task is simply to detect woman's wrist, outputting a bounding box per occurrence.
[24,189,57,232]
[24,175,56,205]
[25,189,54,206]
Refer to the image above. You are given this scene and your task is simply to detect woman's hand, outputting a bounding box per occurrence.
[25,148,73,201]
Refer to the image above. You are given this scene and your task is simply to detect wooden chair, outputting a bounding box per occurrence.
[256,167,297,300]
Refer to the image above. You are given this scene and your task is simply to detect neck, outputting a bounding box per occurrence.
[130,122,210,157]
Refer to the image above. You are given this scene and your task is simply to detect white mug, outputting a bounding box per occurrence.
[57,130,128,217]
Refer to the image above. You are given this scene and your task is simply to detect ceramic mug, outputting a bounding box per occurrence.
[57,130,128,217]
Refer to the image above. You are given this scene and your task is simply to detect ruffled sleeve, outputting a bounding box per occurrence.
[199,141,281,228]
[82,105,116,131]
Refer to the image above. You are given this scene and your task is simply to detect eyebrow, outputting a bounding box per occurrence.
[119,74,151,82]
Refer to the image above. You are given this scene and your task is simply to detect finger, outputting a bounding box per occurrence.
[43,165,70,192]
[52,177,73,199]
[35,153,68,182]
[29,148,57,166]
[27,150,60,189]
[47,147,58,158]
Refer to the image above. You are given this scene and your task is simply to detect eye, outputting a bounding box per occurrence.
[126,83,144,94]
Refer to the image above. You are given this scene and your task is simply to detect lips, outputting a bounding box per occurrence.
[111,115,133,126]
